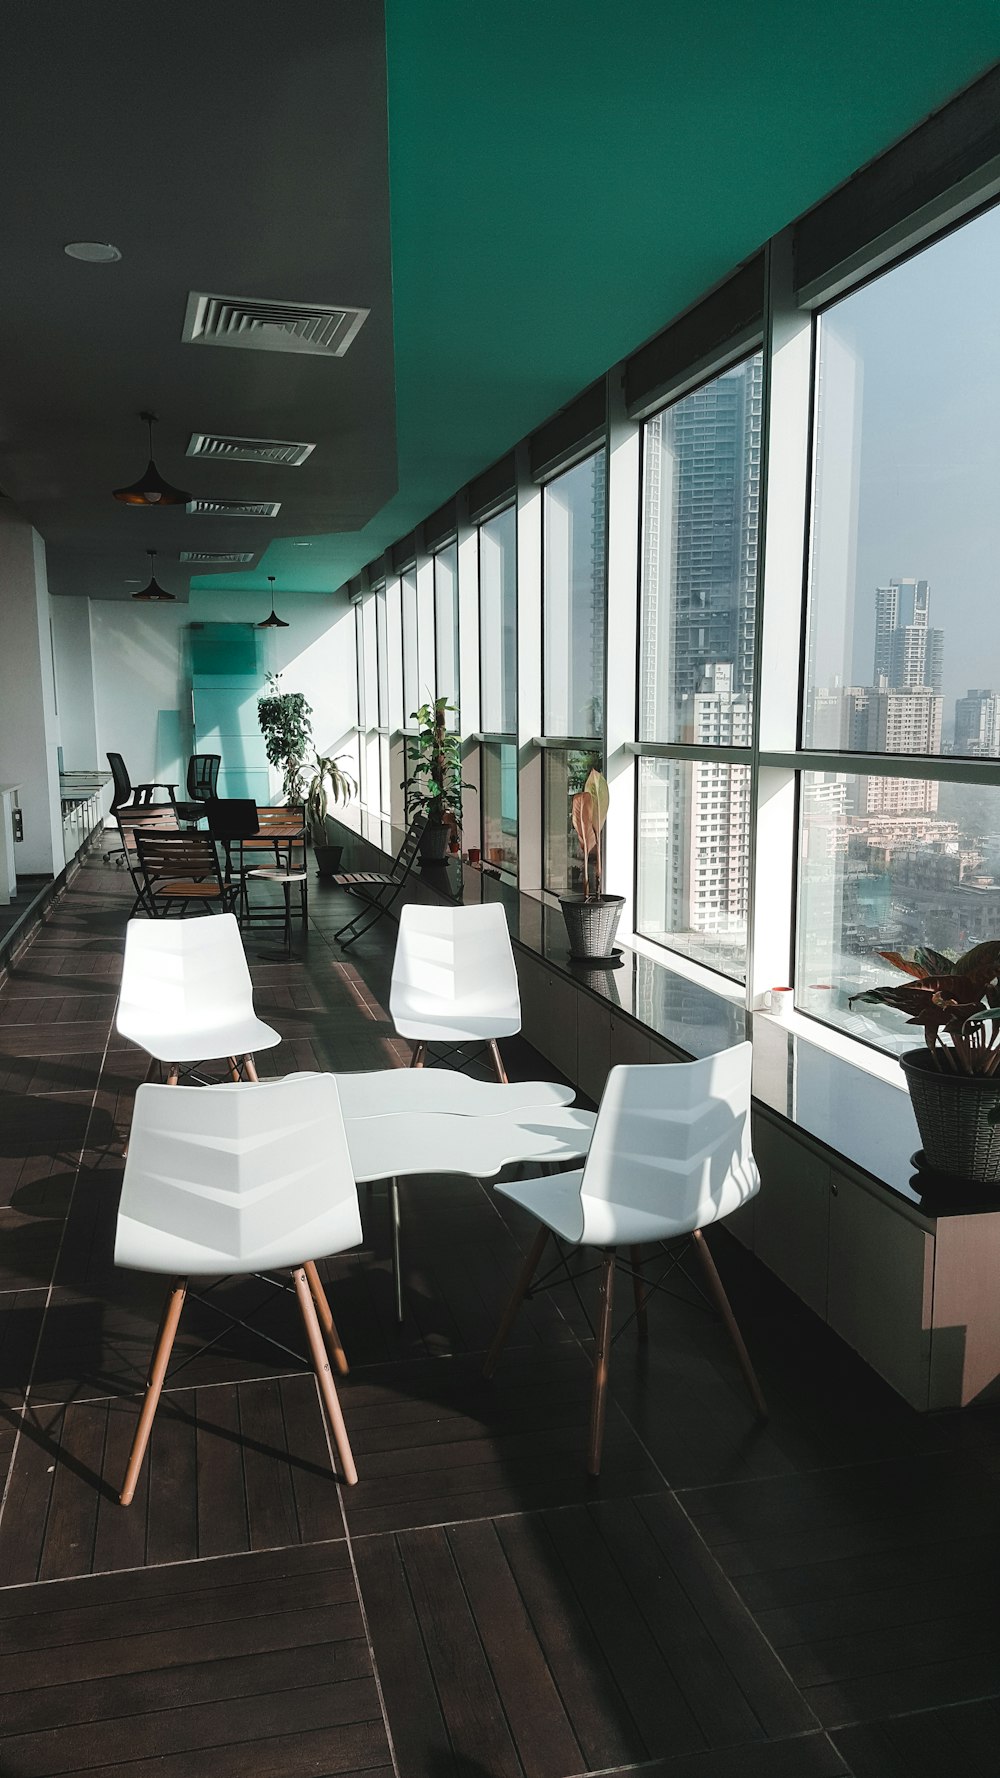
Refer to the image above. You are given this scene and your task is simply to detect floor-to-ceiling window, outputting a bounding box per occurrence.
[634,354,762,981]
[796,201,1000,1045]
[478,505,518,875]
[541,450,607,894]
[433,540,460,726]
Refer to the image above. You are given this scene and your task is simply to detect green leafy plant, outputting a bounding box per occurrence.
[257,674,313,803]
[570,768,610,900]
[306,752,357,847]
[850,941,1000,1076]
[403,696,472,830]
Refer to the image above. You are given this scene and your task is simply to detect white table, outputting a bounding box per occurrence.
[344,1104,597,1321]
[333,1070,575,1120]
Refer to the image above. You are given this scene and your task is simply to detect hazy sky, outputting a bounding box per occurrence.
[812,199,1000,724]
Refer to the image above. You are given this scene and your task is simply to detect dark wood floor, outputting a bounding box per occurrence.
[0,855,998,1775]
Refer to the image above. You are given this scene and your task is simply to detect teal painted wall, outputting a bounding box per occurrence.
[195,7,1000,601]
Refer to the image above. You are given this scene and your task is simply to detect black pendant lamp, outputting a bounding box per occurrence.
[113,410,191,506]
[131,549,176,602]
[257,576,288,628]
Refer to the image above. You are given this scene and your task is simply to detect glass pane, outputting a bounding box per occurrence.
[378,733,391,815]
[375,585,388,726]
[480,506,517,734]
[804,202,1000,758]
[636,756,750,982]
[361,594,378,733]
[543,452,606,736]
[433,542,460,726]
[401,570,418,721]
[481,740,518,875]
[797,769,1000,1049]
[640,353,762,743]
[354,603,365,730]
[543,746,603,895]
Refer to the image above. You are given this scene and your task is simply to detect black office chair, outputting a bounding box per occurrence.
[107,752,177,817]
[104,752,178,866]
[173,754,222,825]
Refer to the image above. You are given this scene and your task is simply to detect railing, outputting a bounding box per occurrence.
[59,771,111,864]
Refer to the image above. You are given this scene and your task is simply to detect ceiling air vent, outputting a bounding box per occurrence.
[182,292,369,358]
[186,498,281,519]
[179,550,257,564]
[186,432,315,467]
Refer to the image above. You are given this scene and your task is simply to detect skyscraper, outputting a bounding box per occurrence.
[872,577,943,693]
[954,688,1000,757]
[641,355,762,738]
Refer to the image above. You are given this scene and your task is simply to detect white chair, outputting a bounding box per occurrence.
[115,1073,362,1504]
[484,1044,765,1474]
[389,903,521,1081]
[116,913,280,1085]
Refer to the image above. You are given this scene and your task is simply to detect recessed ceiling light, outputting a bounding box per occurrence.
[64,240,121,263]
[291,540,314,546]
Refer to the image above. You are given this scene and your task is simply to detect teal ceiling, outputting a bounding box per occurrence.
[195,2,1000,598]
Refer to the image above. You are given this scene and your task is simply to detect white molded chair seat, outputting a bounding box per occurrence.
[114,1073,362,1504]
[116,913,280,1068]
[390,903,521,1078]
[115,1074,362,1275]
[486,1044,765,1474]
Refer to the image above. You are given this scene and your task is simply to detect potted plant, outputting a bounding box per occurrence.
[307,752,357,876]
[403,696,473,864]
[257,674,313,803]
[559,767,625,962]
[850,941,1000,1182]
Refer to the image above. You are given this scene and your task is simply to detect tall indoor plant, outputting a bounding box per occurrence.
[559,767,624,962]
[403,696,471,863]
[306,752,356,877]
[256,674,313,803]
[851,941,1000,1182]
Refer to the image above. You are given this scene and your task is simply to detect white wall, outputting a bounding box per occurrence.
[84,588,357,812]
[0,512,64,875]
[51,597,99,767]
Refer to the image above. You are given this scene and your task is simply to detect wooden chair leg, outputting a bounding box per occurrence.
[227,1056,241,1083]
[120,1278,187,1506]
[390,1178,403,1323]
[631,1245,648,1341]
[410,1043,426,1069]
[166,1064,179,1086]
[692,1228,767,1418]
[304,1259,349,1375]
[488,1039,509,1084]
[588,1253,616,1475]
[292,1266,358,1485]
[243,1053,258,1082]
[483,1224,548,1377]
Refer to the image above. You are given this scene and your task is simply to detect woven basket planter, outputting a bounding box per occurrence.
[418,820,452,865]
[559,894,624,962]
[900,1047,1000,1184]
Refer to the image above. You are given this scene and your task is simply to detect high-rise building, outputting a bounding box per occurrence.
[954,688,1000,757]
[668,664,751,941]
[856,687,943,813]
[872,577,943,693]
[641,356,762,738]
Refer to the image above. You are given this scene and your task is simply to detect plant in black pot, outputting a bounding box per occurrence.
[850,941,1000,1183]
[306,752,357,877]
[560,768,625,963]
[403,696,473,864]
[257,674,313,803]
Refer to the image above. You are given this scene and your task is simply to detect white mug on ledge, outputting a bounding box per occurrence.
[762,986,794,1019]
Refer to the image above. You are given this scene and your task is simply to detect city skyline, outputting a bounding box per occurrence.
[808,197,1000,714]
